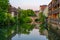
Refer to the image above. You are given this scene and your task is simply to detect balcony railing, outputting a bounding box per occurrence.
[52,1,59,7]
[52,8,59,14]
[58,0,60,4]
[48,4,52,9]
[48,0,60,9]
[48,8,60,15]
[48,11,52,15]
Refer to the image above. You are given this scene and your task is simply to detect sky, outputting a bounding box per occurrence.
[9,0,51,10]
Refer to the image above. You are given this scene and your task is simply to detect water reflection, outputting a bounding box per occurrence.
[12,29,48,40]
[0,25,17,40]
[17,24,34,34]
[0,24,60,40]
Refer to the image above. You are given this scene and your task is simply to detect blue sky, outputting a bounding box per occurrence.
[9,0,51,10]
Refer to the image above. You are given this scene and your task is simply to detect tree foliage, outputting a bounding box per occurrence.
[39,12,47,30]
[0,0,9,26]
[0,0,9,12]
[18,9,35,24]
[39,12,46,22]
[0,0,16,26]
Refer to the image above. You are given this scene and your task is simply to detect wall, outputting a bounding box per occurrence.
[43,7,48,17]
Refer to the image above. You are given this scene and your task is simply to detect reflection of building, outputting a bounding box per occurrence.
[48,0,60,26]
[48,30,60,40]
[8,5,18,17]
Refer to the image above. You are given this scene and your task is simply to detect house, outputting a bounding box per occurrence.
[8,5,18,17]
[48,0,60,25]
[43,6,48,17]
[40,5,47,12]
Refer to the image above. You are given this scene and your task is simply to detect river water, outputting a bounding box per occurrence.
[12,28,48,40]
[0,24,60,40]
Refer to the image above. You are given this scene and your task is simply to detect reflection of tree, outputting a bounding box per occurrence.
[0,24,34,40]
[0,25,17,40]
[18,23,34,34]
[0,30,7,40]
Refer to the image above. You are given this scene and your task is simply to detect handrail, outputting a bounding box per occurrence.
[48,8,60,15]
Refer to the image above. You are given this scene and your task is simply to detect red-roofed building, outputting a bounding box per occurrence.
[40,5,47,12]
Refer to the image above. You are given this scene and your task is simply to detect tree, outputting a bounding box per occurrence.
[4,13,15,26]
[18,9,35,24]
[39,12,47,31]
[0,0,16,26]
[0,0,9,12]
[0,0,9,26]
[39,12,46,22]
[27,9,36,16]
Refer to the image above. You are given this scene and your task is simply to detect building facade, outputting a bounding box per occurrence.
[40,5,47,12]
[43,6,48,17]
[48,0,60,27]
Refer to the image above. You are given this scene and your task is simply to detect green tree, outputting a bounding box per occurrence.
[0,0,9,12]
[39,12,46,22]
[39,12,47,31]
[0,0,9,26]
[4,13,15,26]
[18,9,35,24]
[27,9,36,16]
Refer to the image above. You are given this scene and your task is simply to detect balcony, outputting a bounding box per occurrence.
[48,11,52,15]
[48,4,52,9]
[48,0,59,9]
[58,0,60,4]
[52,8,59,14]
[52,1,59,7]
[48,8,60,15]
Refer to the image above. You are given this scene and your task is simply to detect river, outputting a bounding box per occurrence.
[0,24,60,40]
[12,28,48,40]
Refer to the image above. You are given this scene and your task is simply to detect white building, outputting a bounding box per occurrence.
[43,7,48,17]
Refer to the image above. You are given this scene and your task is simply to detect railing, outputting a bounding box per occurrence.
[52,1,59,7]
[48,8,60,15]
[48,11,52,15]
[58,0,60,4]
[48,0,59,9]
[48,4,52,9]
[52,8,59,14]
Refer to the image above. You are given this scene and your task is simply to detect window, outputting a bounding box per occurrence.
[11,12,14,17]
